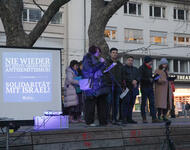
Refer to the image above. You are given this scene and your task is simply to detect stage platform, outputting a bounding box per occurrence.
[0,118,190,150]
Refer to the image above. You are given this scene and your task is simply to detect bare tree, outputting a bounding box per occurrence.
[88,0,129,57]
[0,0,70,47]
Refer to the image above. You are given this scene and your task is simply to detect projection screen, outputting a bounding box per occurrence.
[0,46,62,120]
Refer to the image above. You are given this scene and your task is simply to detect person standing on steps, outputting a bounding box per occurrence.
[82,46,109,127]
[122,56,139,124]
[104,48,123,125]
[154,58,173,122]
[139,56,161,123]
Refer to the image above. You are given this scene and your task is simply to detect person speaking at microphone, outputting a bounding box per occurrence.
[82,46,109,127]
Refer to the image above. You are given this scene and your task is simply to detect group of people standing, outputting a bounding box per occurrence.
[63,45,175,126]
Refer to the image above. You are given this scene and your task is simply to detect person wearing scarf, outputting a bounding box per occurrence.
[139,56,161,123]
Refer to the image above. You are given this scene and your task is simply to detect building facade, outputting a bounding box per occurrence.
[64,0,190,113]
[0,0,66,85]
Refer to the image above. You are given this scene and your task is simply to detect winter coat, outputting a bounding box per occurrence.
[104,58,123,87]
[139,63,153,89]
[154,69,172,109]
[122,64,140,90]
[64,67,79,107]
[82,53,109,97]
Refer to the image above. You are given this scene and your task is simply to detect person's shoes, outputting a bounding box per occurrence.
[163,116,170,122]
[112,120,121,125]
[158,116,162,120]
[152,118,163,123]
[127,119,137,124]
[69,116,78,123]
[69,119,78,123]
[87,123,97,127]
[99,123,107,127]
[171,115,176,118]
[122,120,127,125]
[78,119,85,123]
[142,116,148,123]
[142,119,148,123]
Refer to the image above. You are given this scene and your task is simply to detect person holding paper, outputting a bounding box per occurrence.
[82,46,109,127]
[154,58,173,121]
[104,48,123,125]
[139,56,161,123]
[122,56,139,124]
[63,60,79,123]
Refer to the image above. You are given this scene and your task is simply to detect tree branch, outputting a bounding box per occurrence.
[88,0,129,56]
[33,0,45,12]
[0,0,5,17]
[29,0,70,46]
[103,0,129,19]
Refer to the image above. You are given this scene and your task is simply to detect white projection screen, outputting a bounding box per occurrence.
[0,47,62,120]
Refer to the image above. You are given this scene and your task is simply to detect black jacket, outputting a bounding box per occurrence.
[104,58,123,87]
[138,63,153,88]
[122,64,140,90]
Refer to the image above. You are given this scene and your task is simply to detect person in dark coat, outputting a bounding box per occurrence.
[122,56,139,124]
[82,45,109,126]
[104,48,123,124]
[139,56,161,123]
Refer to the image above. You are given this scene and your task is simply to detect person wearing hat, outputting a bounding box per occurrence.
[154,58,173,121]
[139,56,161,123]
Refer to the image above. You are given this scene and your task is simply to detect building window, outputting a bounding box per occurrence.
[51,12,62,24]
[133,58,141,68]
[150,31,167,45]
[22,8,42,22]
[174,34,190,46]
[173,60,188,73]
[149,5,166,18]
[124,28,143,43]
[0,32,6,43]
[174,8,189,20]
[124,2,142,16]
[22,8,63,24]
[174,60,179,73]
[104,27,117,41]
[29,8,41,22]
[104,0,110,6]
[180,60,188,73]
[23,8,28,21]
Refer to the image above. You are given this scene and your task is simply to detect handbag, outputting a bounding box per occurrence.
[79,78,93,91]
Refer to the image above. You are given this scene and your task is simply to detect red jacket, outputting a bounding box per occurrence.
[171,81,175,99]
